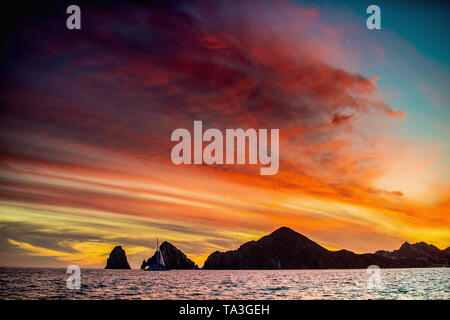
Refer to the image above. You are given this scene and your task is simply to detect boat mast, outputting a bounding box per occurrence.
[156,237,159,265]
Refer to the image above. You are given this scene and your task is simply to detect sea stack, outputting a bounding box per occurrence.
[105,246,131,269]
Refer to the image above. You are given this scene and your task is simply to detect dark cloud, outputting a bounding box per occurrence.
[1,0,403,167]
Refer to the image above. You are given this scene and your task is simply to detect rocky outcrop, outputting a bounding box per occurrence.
[203,227,449,269]
[105,246,131,269]
[141,241,197,269]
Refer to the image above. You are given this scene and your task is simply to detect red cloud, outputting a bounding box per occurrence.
[0,0,416,241]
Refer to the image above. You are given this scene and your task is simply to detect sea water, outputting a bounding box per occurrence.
[0,267,448,300]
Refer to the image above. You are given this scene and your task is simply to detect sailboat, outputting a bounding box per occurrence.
[144,238,170,271]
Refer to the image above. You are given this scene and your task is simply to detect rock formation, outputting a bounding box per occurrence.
[203,227,449,269]
[105,246,131,269]
[102,229,449,270]
[141,241,198,269]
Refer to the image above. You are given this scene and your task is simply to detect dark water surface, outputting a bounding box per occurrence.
[0,267,448,300]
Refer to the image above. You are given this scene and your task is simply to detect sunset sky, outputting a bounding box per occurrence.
[0,0,449,268]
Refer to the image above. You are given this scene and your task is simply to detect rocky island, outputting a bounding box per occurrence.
[105,246,131,269]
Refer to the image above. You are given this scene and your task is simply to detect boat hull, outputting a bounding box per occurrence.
[144,265,170,271]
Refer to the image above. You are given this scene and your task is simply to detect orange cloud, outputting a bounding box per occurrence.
[0,0,447,267]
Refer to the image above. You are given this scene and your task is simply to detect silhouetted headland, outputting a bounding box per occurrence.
[141,241,198,270]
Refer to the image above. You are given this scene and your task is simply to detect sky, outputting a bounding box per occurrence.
[0,0,449,268]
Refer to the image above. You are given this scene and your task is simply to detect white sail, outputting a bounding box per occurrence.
[159,247,165,266]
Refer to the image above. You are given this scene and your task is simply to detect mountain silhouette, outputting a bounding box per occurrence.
[375,241,449,265]
[203,227,449,269]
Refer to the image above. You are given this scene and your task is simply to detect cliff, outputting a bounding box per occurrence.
[203,227,449,269]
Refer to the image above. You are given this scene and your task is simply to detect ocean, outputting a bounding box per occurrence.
[0,267,448,300]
